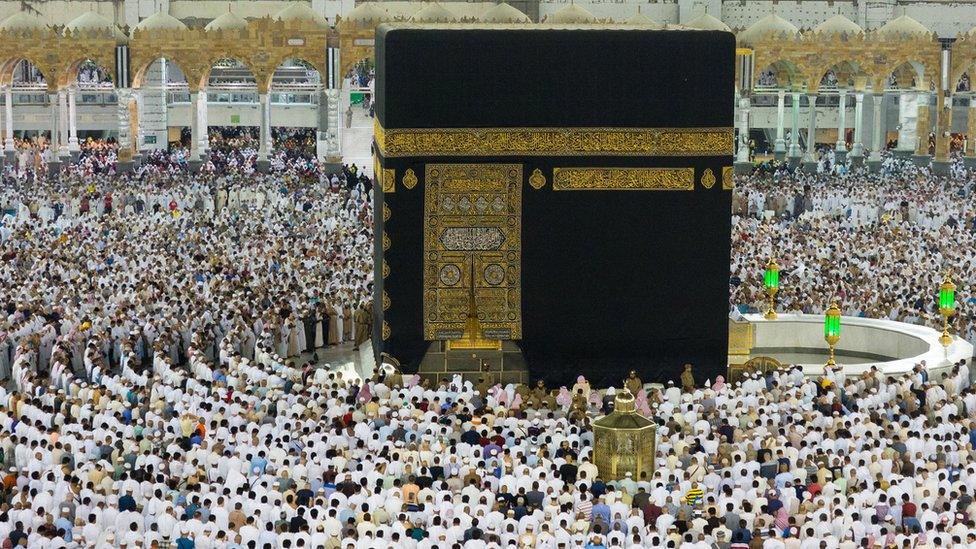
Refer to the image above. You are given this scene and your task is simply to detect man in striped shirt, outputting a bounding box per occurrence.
[685,482,704,507]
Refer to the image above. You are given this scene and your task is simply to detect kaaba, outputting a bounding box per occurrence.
[372,24,734,387]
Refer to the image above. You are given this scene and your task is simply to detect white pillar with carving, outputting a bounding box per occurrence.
[135,88,145,154]
[188,91,200,161]
[789,91,801,159]
[869,92,884,162]
[325,88,340,161]
[48,92,59,163]
[68,87,79,153]
[58,89,69,157]
[198,89,209,156]
[802,93,818,164]
[4,86,13,152]
[736,96,750,163]
[258,92,270,162]
[117,88,132,154]
[835,88,848,153]
[316,87,328,160]
[774,89,786,156]
[850,91,865,158]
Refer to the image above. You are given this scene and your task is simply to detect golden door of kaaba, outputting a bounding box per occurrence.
[373,26,734,386]
[422,164,522,341]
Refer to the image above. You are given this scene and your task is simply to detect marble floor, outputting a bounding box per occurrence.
[301,341,376,382]
[339,86,375,177]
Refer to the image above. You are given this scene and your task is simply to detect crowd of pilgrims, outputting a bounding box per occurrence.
[0,144,973,548]
[730,156,976,351]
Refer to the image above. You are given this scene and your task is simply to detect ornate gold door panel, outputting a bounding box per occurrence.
[423,164,522,340]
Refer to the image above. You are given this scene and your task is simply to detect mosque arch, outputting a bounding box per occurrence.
[754,60,804,90]
[879,60,930,91]
[1,58,47,88]
[131,56,191,91]
[200,57,258,91]
[63,57,115,89]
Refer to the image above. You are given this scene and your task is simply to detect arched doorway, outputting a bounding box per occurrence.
[7,59,50,146]
[204,58,259,170]
[65,58,116,161]
[270,58,321,161]
[884,61,928,153]
[132,57,190,157]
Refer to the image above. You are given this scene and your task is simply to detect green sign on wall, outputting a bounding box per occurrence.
[230,114,241,124]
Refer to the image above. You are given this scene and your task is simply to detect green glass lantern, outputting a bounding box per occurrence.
[939,278,956,315]
[824,302,841,366]
[938,273,956,347]
[763,258,779,320]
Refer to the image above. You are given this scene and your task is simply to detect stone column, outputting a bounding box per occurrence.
[58,89,69,158]
[788,91,801,166]
[198,89,209,158]
[116,87,134,173]
[188,91,201,171]
[734,96,752,174]
[316,87,328,161]
[134,88,145,160]
[932,89,951,175]
[801,93,818,173]
[849,91,865,165]
[325,88,340,162]
[68,87,79,159]
[867,92,884,172]
[913,92,930,166]
[773,89,786,160]
[966,93,976,170]
[834,88,848,162]
[48,91,61,176]
[2,86,11,161]
[257,92,270,172]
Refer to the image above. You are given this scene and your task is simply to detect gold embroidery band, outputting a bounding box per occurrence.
[552,168,695,191]
[375,121,733,158]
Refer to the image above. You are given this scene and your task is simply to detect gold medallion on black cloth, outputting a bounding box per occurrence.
[423,164,522,340]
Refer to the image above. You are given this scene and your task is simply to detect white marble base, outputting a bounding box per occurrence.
[744,313,973,378]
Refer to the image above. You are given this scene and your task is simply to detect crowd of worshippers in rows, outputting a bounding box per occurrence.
[730,155,976,354]
[2,128,328,180]
[0,149,973,547]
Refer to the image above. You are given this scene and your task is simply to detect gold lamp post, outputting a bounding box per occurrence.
[763,258,780,319]
[824,302,841,367]
[938,272,956,347]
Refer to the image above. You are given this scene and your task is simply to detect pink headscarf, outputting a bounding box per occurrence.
[357,382,372,403]
[510,392,522,410]
[404,374,420,388]
[556,387,572,408]
[634,388,652,416]
[712,375,726,392]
